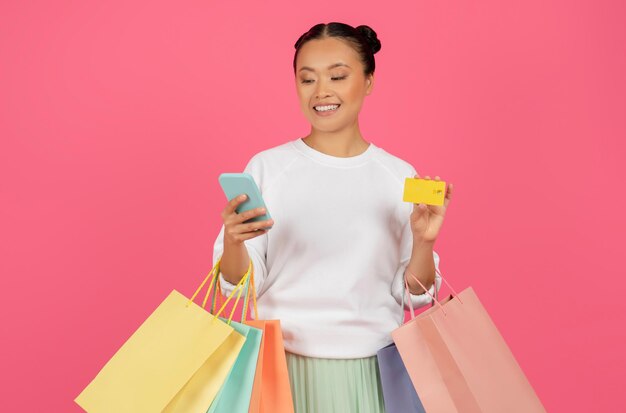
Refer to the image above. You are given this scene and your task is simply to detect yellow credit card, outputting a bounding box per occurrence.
[403,178,446,206]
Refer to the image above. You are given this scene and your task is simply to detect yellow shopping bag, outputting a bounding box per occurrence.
[75,259,253,413]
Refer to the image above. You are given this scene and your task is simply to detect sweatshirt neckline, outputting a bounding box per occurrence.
[292,137,376,167]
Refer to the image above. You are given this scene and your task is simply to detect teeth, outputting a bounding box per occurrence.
[314,104,339,112]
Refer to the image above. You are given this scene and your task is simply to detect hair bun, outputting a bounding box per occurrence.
[356,25,381,54]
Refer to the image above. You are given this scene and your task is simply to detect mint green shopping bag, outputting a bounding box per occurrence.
[207,260,263,413]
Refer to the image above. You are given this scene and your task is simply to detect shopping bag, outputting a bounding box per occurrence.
[377,276,426,413]
[392,270,546,413]
[207,260,263,413]
[236,266,295,413]
[74,260,248,413]
[378,343,426,413]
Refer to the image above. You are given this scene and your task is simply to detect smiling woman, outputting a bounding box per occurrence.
[213,21,450,413]
[292,24,379,151]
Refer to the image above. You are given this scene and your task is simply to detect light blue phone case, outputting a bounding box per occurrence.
[218,172,272,229]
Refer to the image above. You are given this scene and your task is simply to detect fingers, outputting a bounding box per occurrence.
[226,226,269,243]
[446,182,453,198]
[221,193,274,244]
[221,194,271,224]
[232,206,271,225]
[415,174,441,181]
[221,194,248,219]
[224,216,273,243]
[232,218,274,234]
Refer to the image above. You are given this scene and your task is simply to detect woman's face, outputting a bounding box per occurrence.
[294,36,374,133]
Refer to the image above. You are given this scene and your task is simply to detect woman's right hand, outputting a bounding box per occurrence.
[221,194,274,245]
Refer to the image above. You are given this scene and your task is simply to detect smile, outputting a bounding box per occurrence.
[313,104,341,117]
[314,104,340,112]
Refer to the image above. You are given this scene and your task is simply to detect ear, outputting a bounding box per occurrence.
[365,73,374,95]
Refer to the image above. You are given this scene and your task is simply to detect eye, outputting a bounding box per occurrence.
[300,79,314,84]
[331,76,347,81]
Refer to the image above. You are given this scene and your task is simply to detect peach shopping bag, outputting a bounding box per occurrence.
[391,270,546,413]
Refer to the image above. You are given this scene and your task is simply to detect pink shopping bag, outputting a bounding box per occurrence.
[392,270,546,413]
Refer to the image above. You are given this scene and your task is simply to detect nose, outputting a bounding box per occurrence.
[314,78,332,99]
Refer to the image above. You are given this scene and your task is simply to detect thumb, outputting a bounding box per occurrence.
[413,203,427,215]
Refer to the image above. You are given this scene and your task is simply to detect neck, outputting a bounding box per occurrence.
[302,121,369,158]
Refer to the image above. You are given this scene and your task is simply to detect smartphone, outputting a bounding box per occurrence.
[218,172,273,229]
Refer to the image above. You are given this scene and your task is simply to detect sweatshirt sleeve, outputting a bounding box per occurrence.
[212,155,269,299]
[390,217,442,310]
[390,166,442,310]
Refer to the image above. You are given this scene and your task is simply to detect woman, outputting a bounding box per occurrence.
[213,22,453,413]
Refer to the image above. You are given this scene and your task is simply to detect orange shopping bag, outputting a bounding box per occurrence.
[246,319,293,413]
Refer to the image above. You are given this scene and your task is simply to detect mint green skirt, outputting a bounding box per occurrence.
[285,351,386,413]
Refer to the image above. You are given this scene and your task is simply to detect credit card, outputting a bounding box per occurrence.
[403,177,446,206]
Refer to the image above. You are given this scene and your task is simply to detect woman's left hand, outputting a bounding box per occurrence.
[410,174,453,243]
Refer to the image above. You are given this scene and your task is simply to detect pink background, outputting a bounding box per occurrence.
[1,0,624,411]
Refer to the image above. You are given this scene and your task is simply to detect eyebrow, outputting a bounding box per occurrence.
[298,63,351,72]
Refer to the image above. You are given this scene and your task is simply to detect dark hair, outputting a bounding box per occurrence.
[293,22,382,76]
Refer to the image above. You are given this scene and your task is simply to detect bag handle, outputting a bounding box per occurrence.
[186,257,253,324]
[212,260,252,324]
[212,259,259,324]
[187,258,221,308]
[403,265,463,320]
[229,261,258,323]
[241,264,259,322]
[218,260,254,323]
[215,271,250,323]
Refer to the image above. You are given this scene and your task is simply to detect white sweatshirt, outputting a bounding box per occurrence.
[212,137,442,359]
